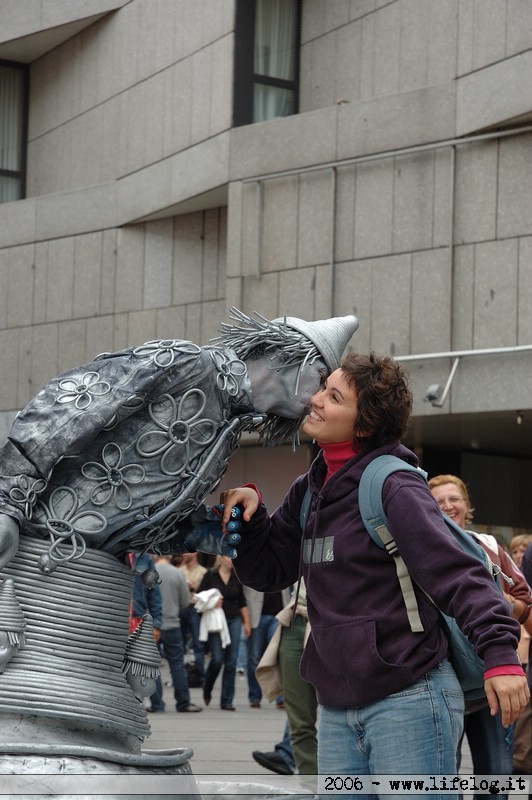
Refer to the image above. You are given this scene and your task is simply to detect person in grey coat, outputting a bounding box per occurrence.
[148,555,202,713]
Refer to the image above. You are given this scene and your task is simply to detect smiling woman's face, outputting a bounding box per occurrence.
[302,368,358,444]
[429,483,468,530]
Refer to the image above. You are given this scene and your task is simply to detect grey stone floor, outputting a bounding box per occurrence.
[143,660,524,798]
[145,660,477,773]
[142,660,291,777]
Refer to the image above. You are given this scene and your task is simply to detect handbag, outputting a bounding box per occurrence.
[255,624,283,702]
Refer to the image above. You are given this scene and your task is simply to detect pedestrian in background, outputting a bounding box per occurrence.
[244,586,286,709]
[510,535,532,569]
[197,556,250,710]
[515,542,532,782]
[429,474,532,799]
[277,579,317,776]
[252,720,296,776]
[253,578,317,777]
[179,551,207,682]
[129,552,162,639]
[148,555,202,714]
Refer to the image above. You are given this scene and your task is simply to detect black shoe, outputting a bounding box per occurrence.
[252,750,294,776]
[221,704,235,711]
[203,691,211,706]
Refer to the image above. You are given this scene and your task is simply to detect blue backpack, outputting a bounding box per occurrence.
[300,454,506,701]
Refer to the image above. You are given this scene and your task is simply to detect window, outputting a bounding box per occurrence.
[0,61,28,204]
[234,0,301,127]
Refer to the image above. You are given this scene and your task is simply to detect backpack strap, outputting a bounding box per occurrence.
[359,455,428,633]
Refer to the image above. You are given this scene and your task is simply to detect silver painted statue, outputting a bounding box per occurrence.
[0,307,358,792]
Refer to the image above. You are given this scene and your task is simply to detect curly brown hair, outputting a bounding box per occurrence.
[340,352,412,452]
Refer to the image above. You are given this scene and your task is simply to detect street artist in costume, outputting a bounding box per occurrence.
[0,308,358,777]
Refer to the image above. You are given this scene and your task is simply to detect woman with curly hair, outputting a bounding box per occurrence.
[221,352,529,797]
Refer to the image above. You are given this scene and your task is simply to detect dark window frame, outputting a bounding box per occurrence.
[0,58,29,202]
[233,0,302,128]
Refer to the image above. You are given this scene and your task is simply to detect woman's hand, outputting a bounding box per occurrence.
[484,674,530,726]
[220,487,260,530]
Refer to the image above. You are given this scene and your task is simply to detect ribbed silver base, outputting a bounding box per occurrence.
[0,535,150,754]
[0,749,197,800]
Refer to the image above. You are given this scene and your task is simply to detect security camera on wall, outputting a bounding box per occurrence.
[423,384,443,404]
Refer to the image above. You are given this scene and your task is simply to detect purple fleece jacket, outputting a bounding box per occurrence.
[233,442,521,708]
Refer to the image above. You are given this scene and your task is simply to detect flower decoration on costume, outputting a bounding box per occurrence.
[81,443,145,511]
[33,486,106,568]
[8,474,47,519]
[132,340,201,368]
[136,391,218,477]
[209,350,247,397]
[56,372,111,410]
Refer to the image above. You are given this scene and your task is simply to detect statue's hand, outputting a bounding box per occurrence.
[184,504,242,558]
[0,515,20,570]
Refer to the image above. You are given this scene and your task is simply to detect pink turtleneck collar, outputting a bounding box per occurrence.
[319,440,357,482]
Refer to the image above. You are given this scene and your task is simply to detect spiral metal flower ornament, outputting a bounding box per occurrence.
[82,443,145,511]
[56,372,111,410]
[8,475,47,520]
[132,339,201,368]
[136,391,218,477]
[32,487,106,571]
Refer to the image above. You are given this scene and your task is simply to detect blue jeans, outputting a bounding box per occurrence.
[318,660,464,800]
[179,606,205,677]
[247,614,279,704]
[275,719,296,772]
[150,626,191,712]
[204,615,241,707]
[461,705,514,800]
[237,628,248,671]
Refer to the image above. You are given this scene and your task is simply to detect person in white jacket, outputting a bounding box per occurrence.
[194,588,231,649]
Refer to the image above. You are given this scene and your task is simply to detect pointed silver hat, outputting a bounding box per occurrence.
[272,314,359,373]
[124,613,161,675]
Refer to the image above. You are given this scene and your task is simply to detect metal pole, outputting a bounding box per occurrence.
[395,344,532,362]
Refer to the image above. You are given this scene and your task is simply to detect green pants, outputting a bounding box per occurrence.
[278,614,318,775]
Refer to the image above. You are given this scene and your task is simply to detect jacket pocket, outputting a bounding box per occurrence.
[301,618,414,704]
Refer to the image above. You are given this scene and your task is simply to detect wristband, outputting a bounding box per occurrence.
[484,664,526,680]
